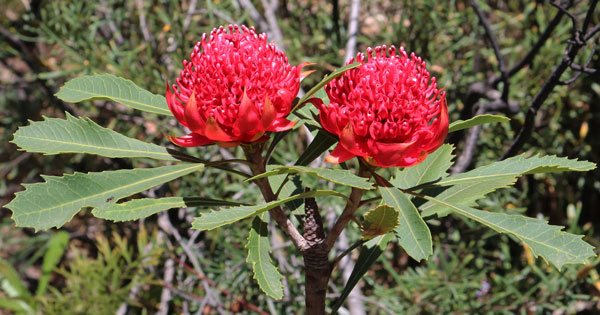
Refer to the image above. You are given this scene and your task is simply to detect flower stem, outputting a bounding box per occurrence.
[242,144,309,251]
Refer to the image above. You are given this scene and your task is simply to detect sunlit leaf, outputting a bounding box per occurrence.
[380,186,432,261]
[246,212,284,299]
[248,165,372,189]
[392,144,454,189]
[55,74,172,116]
[93,197,243,221]
[5,164,203,231]
[448,114,510,133]
[191,190,346,231]
[421,195,596,270]
[12,113,180,161]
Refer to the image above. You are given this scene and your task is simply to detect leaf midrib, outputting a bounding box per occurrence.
[15,135,174,158]
[17,164,201,218]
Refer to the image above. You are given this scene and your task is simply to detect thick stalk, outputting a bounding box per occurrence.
[303,243,331,314]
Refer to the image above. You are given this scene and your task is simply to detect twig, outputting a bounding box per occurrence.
[172,256,270,314]
[501,2,596,159]
[261,0,285,49]
[158,258,175,315]
[238,0,270,35]
[586,23,600,41]
[451,105,485,174]
[472,0,509,102]
[135,0,153,45]
[98,0,124,45]
[490,7,569,86]
[243,144,309,251]
[183,0,198,32]
[344,0,361,63]
[325,161,372,251]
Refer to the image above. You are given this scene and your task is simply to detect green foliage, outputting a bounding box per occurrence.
[392,144,455,189]
[248,165,373,189]
[380,187,432,261]
[422,196,595,270]
[448,114,510,133]
[294,130,337,166]
[192,189,346,231]
[360,205,399,239]
[36,231,69,296]
[330,234,394,314]
[38,231,161,314]
[12,113,180,161]
[55,74,172,116]
[246,212,284,299]
[93,196,243,222]
[6,164,203,230]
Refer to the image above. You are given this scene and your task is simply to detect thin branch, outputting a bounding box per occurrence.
[472,0,509,102]
[490,7,568,86]
[135,0,153,44]
[451,105,485,174]
[585,23,600,41]
[183,0,198,32]
[501,2,595,159]
[344,0,361,63]
[243,144,310,251]
[325,161,372,251]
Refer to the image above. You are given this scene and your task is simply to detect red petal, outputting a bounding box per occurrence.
[260,95,277,130]
[205,116,234,141]
[425,98,449,153]
[298,62,316,81]
[183,93,206,133]
[371,141,416,167]
[235,90,261,136]
[165,83,187,126]
[168,133,213,147]
[313,100,341,134]
[267,117,297,132]
[339,123,369,156]
[325,144,356,163]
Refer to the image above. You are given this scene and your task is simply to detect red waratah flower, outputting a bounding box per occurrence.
[314,46,448,167]
[166,25,313,147]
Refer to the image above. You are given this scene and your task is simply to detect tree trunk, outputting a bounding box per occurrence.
[303,244,331,314]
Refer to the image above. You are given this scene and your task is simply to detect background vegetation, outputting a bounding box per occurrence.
[1,0,599,313]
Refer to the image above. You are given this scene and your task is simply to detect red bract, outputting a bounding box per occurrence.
[166,25,312,147]
[315,46,448,167]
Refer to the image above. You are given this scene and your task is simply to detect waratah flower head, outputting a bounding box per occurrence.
[167,25,312,147]
[315,45,448,167]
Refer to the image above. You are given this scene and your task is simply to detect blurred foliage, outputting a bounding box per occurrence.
[1,0,599,313]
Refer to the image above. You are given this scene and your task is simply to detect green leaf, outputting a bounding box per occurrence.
[55,74,172,116]
[11,113,179,161]
[246,212,284,299]
[248,165,372,189]
[36,231,69,296]
[391,144,454,189]
[295,130,338,166]
[420,175,517,218]
[93,197,243,221]
[380,187,432,261]
[0,259,30,299]
[360,205,399,239]
[420,154,596,218]
[330,233,393,314]
[421,195,596,270]
[192,189,346,231]
[292,63,361,112]
[438,154,595,187]
[448,114,510,133]
[5,164,203,231]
